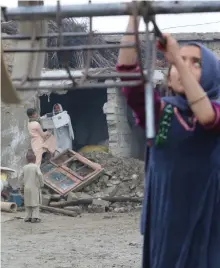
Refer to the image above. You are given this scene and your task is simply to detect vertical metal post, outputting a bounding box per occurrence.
[145,23,156,139]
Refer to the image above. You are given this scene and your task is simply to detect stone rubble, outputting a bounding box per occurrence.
[43,151,145,214]
[75,151,145,213]
[80,151,145,199]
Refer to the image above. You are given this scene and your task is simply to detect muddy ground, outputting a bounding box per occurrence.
[1,211,142,268]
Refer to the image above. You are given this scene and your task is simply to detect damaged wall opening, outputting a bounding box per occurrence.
[40,88,109,152]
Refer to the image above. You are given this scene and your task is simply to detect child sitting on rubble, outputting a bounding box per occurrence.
[19,150,44,223]
[117,15,220,268]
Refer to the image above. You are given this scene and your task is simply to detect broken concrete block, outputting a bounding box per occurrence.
[41,194,51,206]
[67,192,78,202]
[108,207,114,212]
[92,199,110,208]
[104,185,118,197]
[93,192,106,198]
[112,180,120,185]
[88,184,99,193]
[134,205,142,211]
[136,192,144,198]
[114,207,129,213]
[83,186,91,192]
[122,177,131,182]
[131,174,138,180]
[101,175,109,184]
[42,188,50,195]
[87,205,105,213]
[67,192,93,202]
[51,194,61,201]
[129,184,136,190]
[76,192,93,199]
[64,206,82,215]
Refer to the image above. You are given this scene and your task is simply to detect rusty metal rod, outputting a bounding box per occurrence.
[4,2,220,21]
[1,31,146,40]
[15,80,143,91]
[3,43,135,53]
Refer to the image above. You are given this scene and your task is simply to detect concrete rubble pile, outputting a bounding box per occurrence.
[80,151,145,199]
[43,152,145,215]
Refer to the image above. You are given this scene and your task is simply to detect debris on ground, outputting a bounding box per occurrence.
[42,151,145,215]
[3,150,145,217]
[80,151,145,199]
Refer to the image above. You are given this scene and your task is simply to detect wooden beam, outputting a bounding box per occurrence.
[1,47,20,104]
[40,205,78,217]
[49,197,143,208]
[10,1,48,103]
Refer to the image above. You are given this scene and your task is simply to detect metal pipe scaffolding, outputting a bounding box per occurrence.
[14,81,143,91]
[3,43,135,53]
[3,1,220,21]
[2,0,220,139]
[1,31,145,41]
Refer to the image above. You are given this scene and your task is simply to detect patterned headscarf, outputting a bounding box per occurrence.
[163,43,220,111]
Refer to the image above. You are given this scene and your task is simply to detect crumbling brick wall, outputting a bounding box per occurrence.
[103,85,133,157]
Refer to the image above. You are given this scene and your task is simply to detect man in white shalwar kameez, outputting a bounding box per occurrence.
[19,150,44,223]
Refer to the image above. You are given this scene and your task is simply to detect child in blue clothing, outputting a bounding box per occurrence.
[117,15,220,268]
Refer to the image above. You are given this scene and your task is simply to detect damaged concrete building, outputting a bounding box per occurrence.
[1,31,220,171]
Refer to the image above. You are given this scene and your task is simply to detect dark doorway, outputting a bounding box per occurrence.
[40,88,109,151]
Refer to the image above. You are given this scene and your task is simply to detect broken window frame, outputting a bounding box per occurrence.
[50,149,104,181]
[42,165,82,195]
[41,150,104,195]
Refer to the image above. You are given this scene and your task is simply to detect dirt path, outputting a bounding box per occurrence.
[1,211,142,268]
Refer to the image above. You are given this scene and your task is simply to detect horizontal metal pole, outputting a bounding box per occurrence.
[12,72,148,81]
[3,32,219,43]
[15,80,143,91]
[150,1,220,14]
[1,31,145,41]
[3,43,135,53]
[4,2,220,21]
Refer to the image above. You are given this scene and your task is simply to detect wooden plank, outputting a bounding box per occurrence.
[50,196,143,208]
[40,205,78,217]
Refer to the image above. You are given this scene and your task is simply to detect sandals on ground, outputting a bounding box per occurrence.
[31,218,42,223]
[24,218,32,222]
